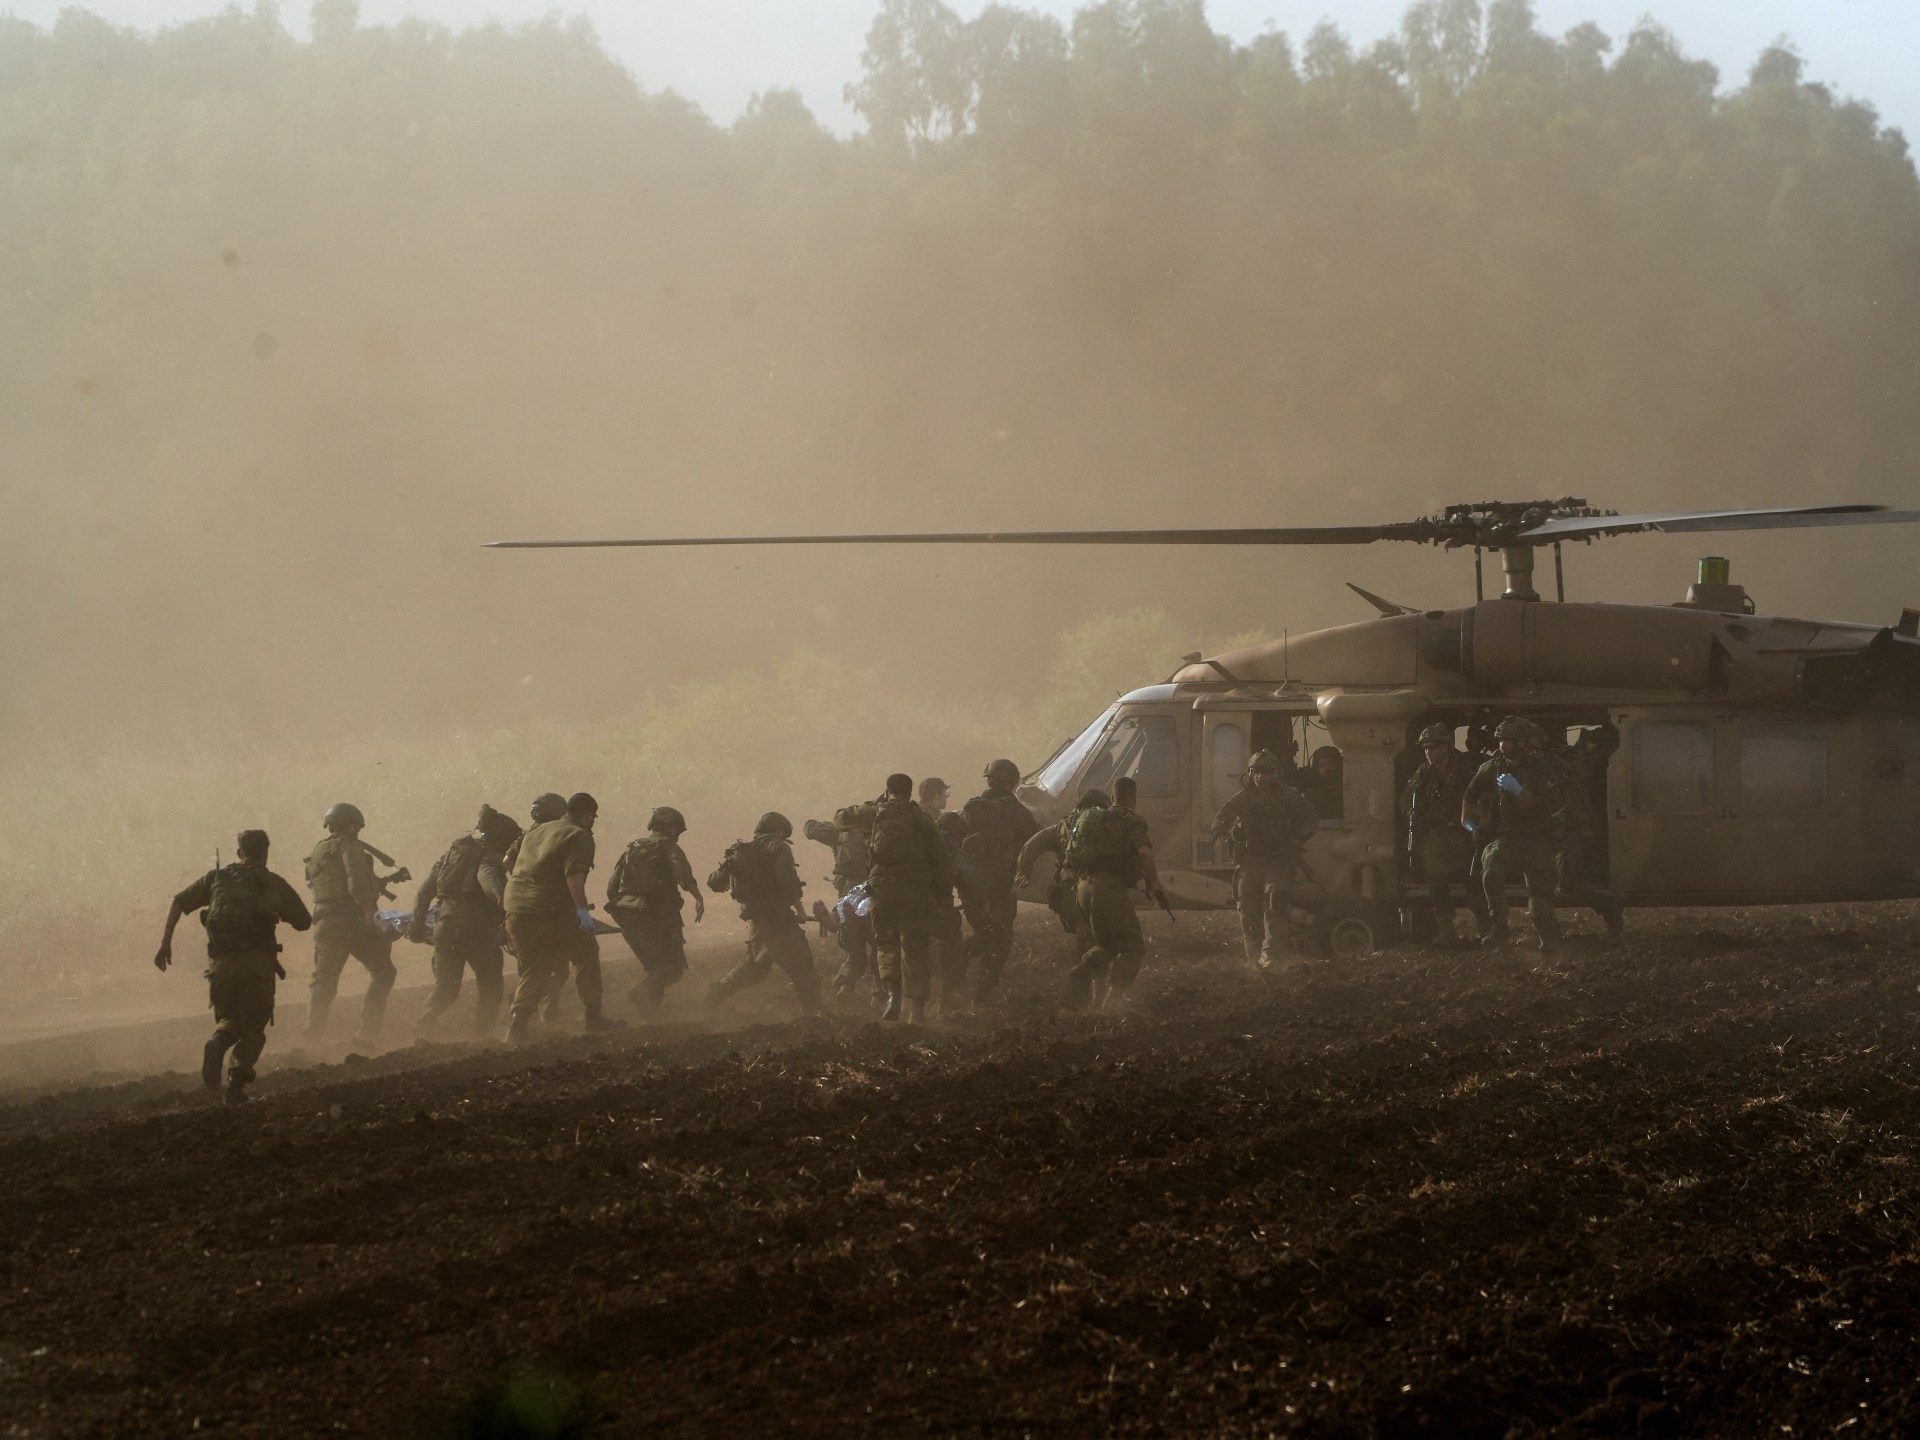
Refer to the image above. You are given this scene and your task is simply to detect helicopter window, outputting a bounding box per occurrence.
[1630,721,1715,813]
[1740,723,1828,814]
[1034,705,1117,798]
[1080,714,1181,799]
[1209,724,1247,808]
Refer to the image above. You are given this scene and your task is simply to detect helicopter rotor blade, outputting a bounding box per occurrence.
[1519,503,1920,541]
[485,524,1421,549]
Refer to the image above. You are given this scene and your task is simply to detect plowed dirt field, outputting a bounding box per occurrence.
[3,904,1919,1438]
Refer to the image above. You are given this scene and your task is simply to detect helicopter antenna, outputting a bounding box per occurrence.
[1474,547,1484,603]
[1554,543,1566,602]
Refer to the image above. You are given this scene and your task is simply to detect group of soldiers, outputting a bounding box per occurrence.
[151,760,1092,1104]
[1402,714,1622,955]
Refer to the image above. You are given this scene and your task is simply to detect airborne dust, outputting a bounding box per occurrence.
[2,0,1919,1014]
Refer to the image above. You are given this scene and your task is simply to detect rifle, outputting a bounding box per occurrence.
[375,867,411,903]
[1151,885,1176,925]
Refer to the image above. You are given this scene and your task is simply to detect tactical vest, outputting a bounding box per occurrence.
[610,835,679,907]
[868,801,919,868]
[204,863,279,947]
[959,792,1033,871]
[305,834,357,902]
[1064,805,1137,879]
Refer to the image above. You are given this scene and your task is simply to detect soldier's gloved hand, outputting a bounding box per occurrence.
[576,905,595,933]
[1495,773,1523,797]
[1462,819,1477,834]
[406,922,428,945]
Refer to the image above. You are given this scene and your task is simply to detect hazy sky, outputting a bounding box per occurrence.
[4,1,1917,141]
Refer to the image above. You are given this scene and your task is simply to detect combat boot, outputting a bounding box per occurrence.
[880,987,902,1022]
[904,997,926,1025]
[201,1031,236,1091]
[222,1077,249,1107]
[504,1011,533,1044]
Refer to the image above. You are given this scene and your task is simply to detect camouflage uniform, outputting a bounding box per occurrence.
[867,797,953,1009]
[1402,748,1485,938]
[1064,803,1152,1007]
[709,825,821,1014]
[174,862,312,1094]
[957,780,1038,1001]
[502,817,601,1030]
[304,831,399,1040]
[1464,749,1565,950]
[924,807,970,1007]
[1212,778,1317,966]
[805,813,875,998]
[1018,821,1086,941]
[608,833,699,1008]
[411,832,510,1033]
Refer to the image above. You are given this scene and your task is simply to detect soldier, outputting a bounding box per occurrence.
[918,777,971,1016]
[1016,801,1090,953]
[502,791,611,1041]
[705,812,822,1017]
[1304,745,1345,820]
[608,805,705,1013]
[803,807,875,999]
[1212,750,1318,968]
[155,829,312,1104]
[303,802,402,1044]
[1063,775,1164,1011]
[1463,716,1566,954]
[957,758,1038,1003]
[866,773,953,1024]
[1402,724,1486,942]
[1552,725,1625,936]
[410,804,521,1034]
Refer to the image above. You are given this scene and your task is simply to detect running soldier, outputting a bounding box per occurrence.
[303,802,402,1044]
[410,804,521,1034]
[502,791,611,1041]
[1211,751,1317,968]
[957,758,1037,1003]
[1062,775,1164,1010]
[154,829,312,1105]
[1402,725,1486,943]
[867,774,952,1024]
[705,813,822,1017]
[918,777,971,1016]
[1016,805,1089,953]
[804,807,875,999]
[608,805,705,1013]
[1464,716,1565,955]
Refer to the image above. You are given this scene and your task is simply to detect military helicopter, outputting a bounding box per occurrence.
[491,499,1920,955]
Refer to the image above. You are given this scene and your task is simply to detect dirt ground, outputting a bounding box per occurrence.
[3,902,1919,1438]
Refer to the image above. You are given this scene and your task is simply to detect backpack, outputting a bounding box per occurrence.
[204,864,275,942]
[1063,806,1136,878]
[868,801,919,868]
[710,839,777,907]
[610,835,677,908]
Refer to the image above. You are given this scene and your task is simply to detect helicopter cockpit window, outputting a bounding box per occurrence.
[1080,714,1181,799]
[1631,721,1715,813]
[1740,723,1827,814]
[1034,705,1117,798]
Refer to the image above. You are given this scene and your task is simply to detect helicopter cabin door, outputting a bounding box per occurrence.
[1609,710,1856,903]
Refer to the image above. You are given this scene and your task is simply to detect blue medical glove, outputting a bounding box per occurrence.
[1495,773,1523,797]
[576,905,595,932]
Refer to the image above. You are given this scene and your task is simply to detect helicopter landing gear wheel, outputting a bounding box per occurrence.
[1310,898,1400,961]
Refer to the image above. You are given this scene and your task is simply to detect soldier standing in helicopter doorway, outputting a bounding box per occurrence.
[1211,751,1318,968]
[1402,725,1487,942]
[1464,716,1565,955]
[957,758,1038,1003]
[154,829,311,1105]
[303,802,401,1044]
[410,804,521,1035]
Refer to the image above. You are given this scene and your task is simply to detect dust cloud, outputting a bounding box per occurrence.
[2,0,1919,1010]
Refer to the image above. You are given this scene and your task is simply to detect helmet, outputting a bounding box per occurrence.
[530,792,567,823]
[1247,749,1284,774]
[649,805,687,834]
[983,758,1021,786]
[476,804,523,845]
[323,802,364,830]
[755,811,793,838]
[1493,715,1532,741]
[1075,788,1111,810]
[1418,724,1453,748]
[1311,746,1341,765]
